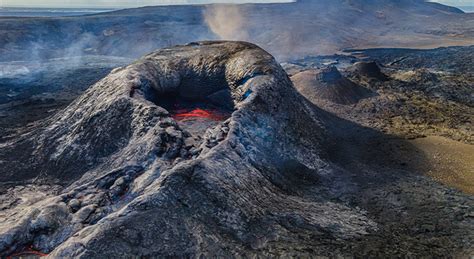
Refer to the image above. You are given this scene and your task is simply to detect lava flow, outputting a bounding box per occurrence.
[172,108,229,121]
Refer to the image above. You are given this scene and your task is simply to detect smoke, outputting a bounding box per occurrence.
[202,3,316,60]
[0,64,30,78]
[0,33,100,80]
[204,4,249,41]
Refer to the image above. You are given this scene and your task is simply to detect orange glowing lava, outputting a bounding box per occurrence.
[7,246,48,259]
[172,108,228,121]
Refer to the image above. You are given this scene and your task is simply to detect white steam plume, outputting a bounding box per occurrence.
[204,4,248,41]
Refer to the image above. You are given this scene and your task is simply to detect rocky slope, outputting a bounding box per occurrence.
[0,55,132,143]
[0,42,472,258]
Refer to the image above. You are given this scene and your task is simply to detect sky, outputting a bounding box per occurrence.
[432,0,474,5]
[0,0,293,8]
[0,0,472,8]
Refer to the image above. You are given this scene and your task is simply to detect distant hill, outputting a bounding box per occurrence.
[458,6,474,12]
[0,0,472,61]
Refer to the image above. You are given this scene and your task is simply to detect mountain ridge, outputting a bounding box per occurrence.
[0,0,472,61]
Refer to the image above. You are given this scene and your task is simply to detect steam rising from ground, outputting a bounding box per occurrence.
[0,64,30,78]
[204,5,248,41]
[202,3,305,60]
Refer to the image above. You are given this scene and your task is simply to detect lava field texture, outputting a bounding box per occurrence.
[0,41,472,258]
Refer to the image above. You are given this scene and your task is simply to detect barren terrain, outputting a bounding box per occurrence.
[0,42,471,257]
[289,45,473,194]
[0,0,473,258]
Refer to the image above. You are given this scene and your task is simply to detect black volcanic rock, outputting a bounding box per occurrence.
[292,66,374,104]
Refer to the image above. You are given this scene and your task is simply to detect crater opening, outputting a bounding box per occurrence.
[151,85,235,137]
[136,56,252,139]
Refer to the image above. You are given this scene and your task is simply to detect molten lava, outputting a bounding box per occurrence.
[7,246,48,259]
[172,108,228,121]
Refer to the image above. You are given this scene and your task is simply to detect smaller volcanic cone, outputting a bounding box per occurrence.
[349,61,388,81]
[292,66,373,105]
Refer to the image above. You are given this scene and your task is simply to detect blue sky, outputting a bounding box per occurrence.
[0,0,472,8]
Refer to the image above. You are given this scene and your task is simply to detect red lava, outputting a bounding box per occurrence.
[172,108,228,121]
[7,246,48,258]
